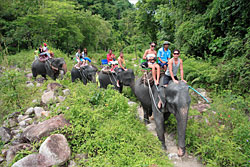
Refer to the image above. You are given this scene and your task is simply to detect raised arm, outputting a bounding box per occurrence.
[180,59,187,83]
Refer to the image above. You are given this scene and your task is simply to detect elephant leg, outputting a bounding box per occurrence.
[175,107,189,156]
[153,109,166,150]
[164,112,171,129]
[142,106,150,124]
[118,84,123,93]
[42,74,47,80]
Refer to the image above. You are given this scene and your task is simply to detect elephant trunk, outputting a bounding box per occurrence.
[176,105,189,149]
[129,80,136,95]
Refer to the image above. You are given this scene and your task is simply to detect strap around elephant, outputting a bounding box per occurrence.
[146,73,163,114]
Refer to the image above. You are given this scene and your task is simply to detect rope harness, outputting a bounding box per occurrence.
[145,73,163,114]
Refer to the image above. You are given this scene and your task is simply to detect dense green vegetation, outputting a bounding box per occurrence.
[0,0,249,166]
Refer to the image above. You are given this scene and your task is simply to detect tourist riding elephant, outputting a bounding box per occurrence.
[133,76,191,157]
[32,58,67,80]
[71,65,98,85]
[98,69,135,93]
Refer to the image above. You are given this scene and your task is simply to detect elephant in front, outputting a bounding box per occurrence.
[133,76,191,157]
[71,65,98,85]
[98,69,135,93]
[32,58,67,80]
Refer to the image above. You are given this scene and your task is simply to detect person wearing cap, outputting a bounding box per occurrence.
[157,41,171,71]
[43,43,48,52]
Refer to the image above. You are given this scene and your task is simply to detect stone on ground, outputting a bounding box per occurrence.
[41,91,56,104]
[62,89,70,96]
[11,153,53,167]
[25,107,34,115]
[47,83,62,91]
[34,107,45,118]
[0,127,12,143]
[6,143,32,165]
[21,114,70,142]
[39,134,71,166]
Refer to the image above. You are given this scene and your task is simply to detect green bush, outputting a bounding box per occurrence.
[53,83,172,166]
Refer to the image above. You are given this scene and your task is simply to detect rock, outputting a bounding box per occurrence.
[75,153,88,161]
[56,103,60,107]
[47,83,62,91]
[128,101,136,106]
[9,118,18,128]
[34,107,45,118]
[62,89,70,96]
[21,114,70,142]
[0,127,12,143]
[25,73,33,79]
[25,107,34,115]
[36,83,42,87]
[0,155,4,163]
[36,77,46,83]
[39,134,71,166]
[6,144,32,165]
[26,82,34,88]
[24,118,33,124]
[18,115,29,123]
[12,153,53,167]
[58,96,65,102]
[167,153,180,160]
[68,160,77,167]
[19,120,27,127]
[41,111,51,117]
[32,99,38,103]
[41,91,56,104]
[8,112,21,119]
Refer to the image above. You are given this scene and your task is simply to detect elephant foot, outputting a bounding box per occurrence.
[162,144,167,150]
[178,147,186,157]
[144,119,150,125]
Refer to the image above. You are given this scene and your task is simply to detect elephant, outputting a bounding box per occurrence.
[98,68,135,93]
[71,65,98,85]
[133,76,191,157]
[32,58,67,80]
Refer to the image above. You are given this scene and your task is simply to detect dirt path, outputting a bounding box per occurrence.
[136,106,204,167]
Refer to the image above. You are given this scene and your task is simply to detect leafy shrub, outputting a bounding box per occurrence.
[53,83,172,166]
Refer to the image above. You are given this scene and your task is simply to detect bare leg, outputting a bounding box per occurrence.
[149,64,157,83]
[156,64,160,84]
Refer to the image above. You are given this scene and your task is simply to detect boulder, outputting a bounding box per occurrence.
[21,114,70,142]
[62,89,70,96]
[18,115,29,123]
[25,107,34,115]
[41,111,51,117]
[39,134,71,165]
[47,83,62,91]
[12,153,53,167]
[41,91,56,104]
[0,127,12,143]
[6,143,32,165]
[36,83,42,87]
[25,73,33,80]
[58,96,65,102]
[34,107,45,118]
[26,83,34,88]
[9,118,18,128]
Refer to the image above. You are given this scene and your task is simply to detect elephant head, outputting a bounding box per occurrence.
[116,69,135,86]
[46,58,67,80]
[158,81,191,155]
[80,65,98,83]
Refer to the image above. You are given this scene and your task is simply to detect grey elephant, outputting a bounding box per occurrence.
[133,76,191,157]
[98,69,135,93]
[71,65,98,85]
[32,58,67,80]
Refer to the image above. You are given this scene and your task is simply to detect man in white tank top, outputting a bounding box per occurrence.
[163,49,187,86]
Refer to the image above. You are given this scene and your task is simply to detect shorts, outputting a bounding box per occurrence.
[163,75,178,85]
[159,62,168,67]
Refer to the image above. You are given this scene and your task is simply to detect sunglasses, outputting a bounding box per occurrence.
[173,53,179,55]
[151,45,155,47]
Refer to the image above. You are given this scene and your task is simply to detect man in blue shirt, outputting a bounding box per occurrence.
[157,41,171,71]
